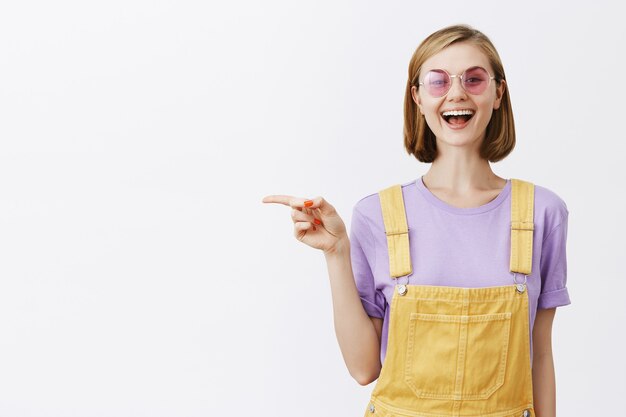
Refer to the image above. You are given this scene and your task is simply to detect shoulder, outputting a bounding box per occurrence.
[530,181,569,235]
[352,179,416,221]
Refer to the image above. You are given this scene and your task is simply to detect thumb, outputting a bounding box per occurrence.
[308,196,335,216]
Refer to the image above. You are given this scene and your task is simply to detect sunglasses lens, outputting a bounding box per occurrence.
[421,67,492,97]
[463,67,490,94]
[423,70,450,97]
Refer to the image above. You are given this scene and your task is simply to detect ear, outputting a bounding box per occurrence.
[493,79,506,110]
[411,86,424,115]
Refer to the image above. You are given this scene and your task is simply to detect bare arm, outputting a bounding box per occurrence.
[324,238,383,385]
[532,307,557,417]
[262,194,383,386]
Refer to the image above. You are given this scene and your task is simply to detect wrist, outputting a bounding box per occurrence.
[324,236,350,258]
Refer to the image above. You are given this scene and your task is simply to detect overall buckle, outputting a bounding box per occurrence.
[394,275,409,296]
[512,272,528,293]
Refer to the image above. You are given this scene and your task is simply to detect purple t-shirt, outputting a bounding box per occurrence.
[349,176,571,365]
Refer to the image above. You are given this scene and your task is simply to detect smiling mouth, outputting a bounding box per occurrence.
[442,113,474,125]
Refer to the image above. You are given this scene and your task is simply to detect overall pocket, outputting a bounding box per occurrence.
[404,312,512,401]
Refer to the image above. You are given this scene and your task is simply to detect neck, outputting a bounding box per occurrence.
[423,148,505,193]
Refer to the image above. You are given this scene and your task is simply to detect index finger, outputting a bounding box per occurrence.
[261,195,311,208]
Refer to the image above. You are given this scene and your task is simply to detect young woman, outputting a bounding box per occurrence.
[263,24,570,417]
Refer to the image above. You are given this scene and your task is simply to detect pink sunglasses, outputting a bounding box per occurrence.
[418,66,496,98]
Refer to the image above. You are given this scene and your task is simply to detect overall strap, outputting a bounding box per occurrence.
[378,184,412,278]
[510,179,535,275]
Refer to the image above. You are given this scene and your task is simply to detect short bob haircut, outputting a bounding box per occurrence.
[404,24,515,163]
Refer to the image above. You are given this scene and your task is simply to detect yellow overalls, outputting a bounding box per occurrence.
[363,179,535,417]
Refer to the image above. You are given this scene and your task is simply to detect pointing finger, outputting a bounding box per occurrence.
[261,195,315,209]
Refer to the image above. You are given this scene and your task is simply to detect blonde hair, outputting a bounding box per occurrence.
[404,24,515,163]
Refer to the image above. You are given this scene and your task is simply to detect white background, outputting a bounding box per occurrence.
[0,1,624,416]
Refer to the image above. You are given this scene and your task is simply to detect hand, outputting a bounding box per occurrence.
[262,194,348,254]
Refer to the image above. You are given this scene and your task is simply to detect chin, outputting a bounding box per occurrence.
[436,133,484,148]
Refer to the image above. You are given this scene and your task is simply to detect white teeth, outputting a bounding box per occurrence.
[441,109,475,117]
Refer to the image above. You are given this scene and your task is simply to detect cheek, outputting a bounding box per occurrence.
[423,112,443,132]
[420,99,444,126]
[474,98,496,120]
[425,116,449,137]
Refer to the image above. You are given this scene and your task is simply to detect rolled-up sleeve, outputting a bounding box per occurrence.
[538,212,571,309]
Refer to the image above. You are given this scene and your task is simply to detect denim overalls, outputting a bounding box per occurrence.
[363,179,535,417]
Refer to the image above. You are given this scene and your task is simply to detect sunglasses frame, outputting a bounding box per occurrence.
[418,66,496,98]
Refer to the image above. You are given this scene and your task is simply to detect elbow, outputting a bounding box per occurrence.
[351,367,380,386]
[353,374,372,386]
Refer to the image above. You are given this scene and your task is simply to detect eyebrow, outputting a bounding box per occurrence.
[423,65,485,73]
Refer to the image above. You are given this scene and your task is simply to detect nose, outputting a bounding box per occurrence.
[447,75,467,100]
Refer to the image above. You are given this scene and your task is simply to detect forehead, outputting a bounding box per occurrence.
[421,42,493,74]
